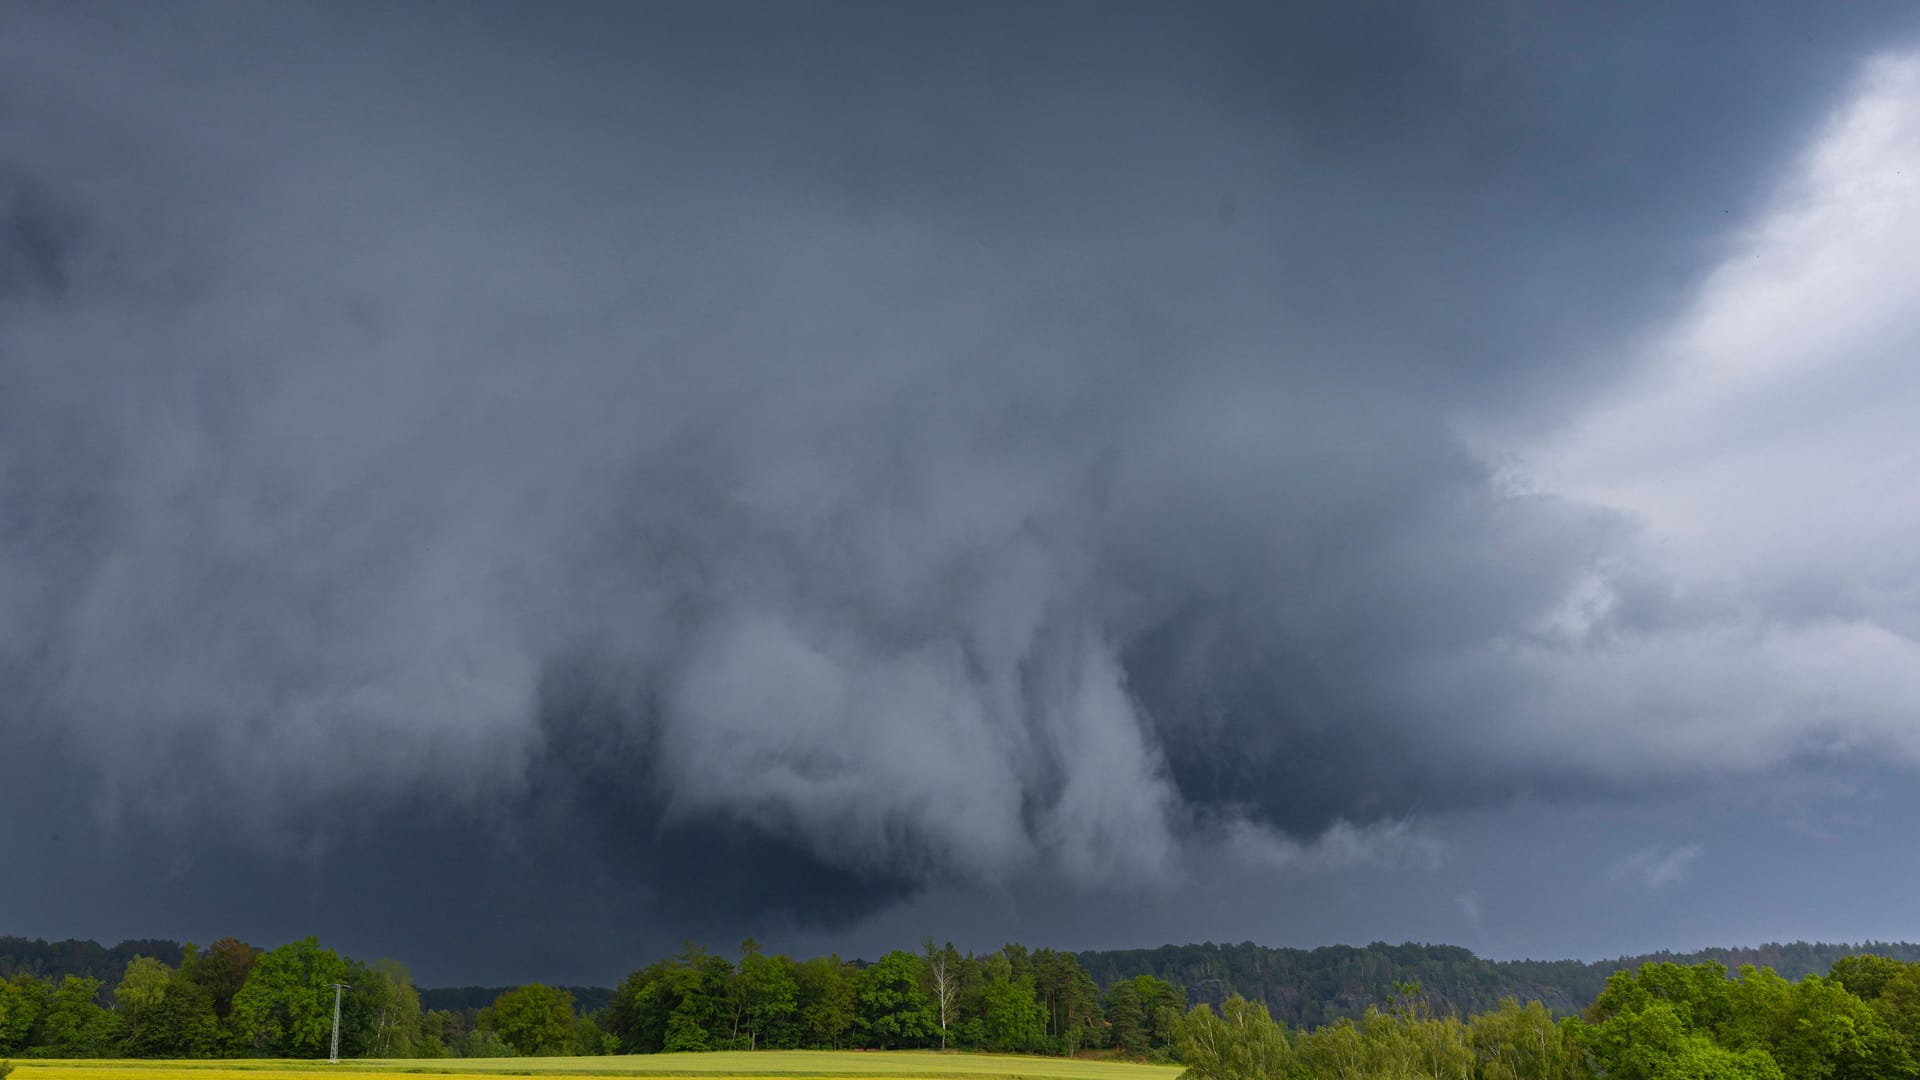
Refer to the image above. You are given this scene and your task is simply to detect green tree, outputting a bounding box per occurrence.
[573,1012,616,1056]
[1293,1016,1369,1078]
[1717,965,1794,1054]
[1772,975,1911,1080]
[1469,998,1587,1080]
[1174,996,1293,1080]
[1106,981,1148,1057]
[978,955,1045,1055]
[601,963,664,1053]
[0,976,45,1055]
[1120,975,1184,1054]
[480,985,577,1056]
[1872,965,1920,1056]
[121,965,219,1058]
[1591,963,1738,1034]
[739,946,799,1050]
[113,958,172,1021]
[29,976,123,1057]
[923,940,963,1052]
[1578,1000,1782,1080]
[1830,957,1910,1003]
[229,937,356,1057]
[797,957,856,1050]
[419,1009,468,1057]
[1373,986,1474,1080]
[182,938,258,1022]
[463,1028,512,1057]
[1290,984,1476,1080]
[858,951,933,1049]
[364,960,423,1057]
[620,946,734,1053]
[1583,959,1909,1080]
[1031,950,1101,1054]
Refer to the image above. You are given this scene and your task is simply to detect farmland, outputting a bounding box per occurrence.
[5,1053,1185,1080]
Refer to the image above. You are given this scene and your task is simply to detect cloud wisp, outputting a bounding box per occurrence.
[1610,845,1706,893]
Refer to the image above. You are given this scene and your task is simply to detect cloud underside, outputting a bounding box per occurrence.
[2,2,1919,937]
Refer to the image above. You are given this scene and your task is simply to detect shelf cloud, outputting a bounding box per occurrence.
[3,1,1918,980]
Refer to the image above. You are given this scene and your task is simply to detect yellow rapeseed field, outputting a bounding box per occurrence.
[6,1052,1182,1080]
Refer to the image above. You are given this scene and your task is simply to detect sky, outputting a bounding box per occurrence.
[5,0,1920,987]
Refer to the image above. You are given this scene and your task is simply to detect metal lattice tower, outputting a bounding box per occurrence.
[328,983,351,1064]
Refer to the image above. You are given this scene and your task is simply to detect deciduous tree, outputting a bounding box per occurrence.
[857,951,933,1049]
[1470,998,1587,1080]
[30,976,122,1057]
[739,945,798,1050]
[979,956,1044,1054]
[1175,996,1293,1080]
[480,985,576,1056]
[113,958,172,1021]
[0,976,44,1055]
[924,940,961,1051]
[365,960,423,1058]
[230,937,356,1057]
[183,938,258,1021]
[797,957,856,1050]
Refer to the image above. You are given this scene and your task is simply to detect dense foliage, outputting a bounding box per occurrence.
[1081,940,1920,1029]
[0,940,186,986]
[593,940,1131,1057]
[20,935,1912,1034]
[419,986,615,1014]
[1167,959,1920,1080]
[10,930,1920,1078]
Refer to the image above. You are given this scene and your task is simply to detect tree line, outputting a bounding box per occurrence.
[0,935,1177,1060]
[1174,953,1920,1080]
[9,933,1920,1078]
[1080,940,1920,1029]
[597,940,1180,1056]
[1,937,441,1060]
[15,935,1914,1034]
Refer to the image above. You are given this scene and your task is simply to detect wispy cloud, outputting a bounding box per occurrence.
[1455,891,1485,940]
[1610,844,1705,891]
[1223,816,1448,875]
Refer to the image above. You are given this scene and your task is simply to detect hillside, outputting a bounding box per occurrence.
[0,937,187,985]
[1076,939,1920,1026]
[418,985,616,1014]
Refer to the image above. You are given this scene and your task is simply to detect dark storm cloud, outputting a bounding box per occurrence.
[4,0,1920,973]
[0,171,75,301]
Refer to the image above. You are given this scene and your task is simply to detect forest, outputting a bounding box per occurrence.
[7,934,1920,1078]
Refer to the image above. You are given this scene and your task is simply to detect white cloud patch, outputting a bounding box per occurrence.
[1222,817,1448,875]
[1610,844,1704,891]
[1536,54,1920,587]
[1455,890,1483,930]
[1459,51,1920,782]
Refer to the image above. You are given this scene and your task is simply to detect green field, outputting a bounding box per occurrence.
[6,1053,1184,1080]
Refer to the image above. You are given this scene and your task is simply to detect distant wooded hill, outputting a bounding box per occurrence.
[1076,940,1920,1027]
[0,937,185,986]
[417,985,616,1014]
[10,934,1920,1027]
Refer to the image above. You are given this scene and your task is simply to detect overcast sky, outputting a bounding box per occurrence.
[6,0,1920,987]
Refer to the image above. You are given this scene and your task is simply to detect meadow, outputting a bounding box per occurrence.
[6,1053,1185,1080]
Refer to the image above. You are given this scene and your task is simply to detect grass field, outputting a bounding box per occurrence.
[5,1053,1183,1080]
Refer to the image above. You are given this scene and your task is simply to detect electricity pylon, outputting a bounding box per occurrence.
[328,983,351,1063]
